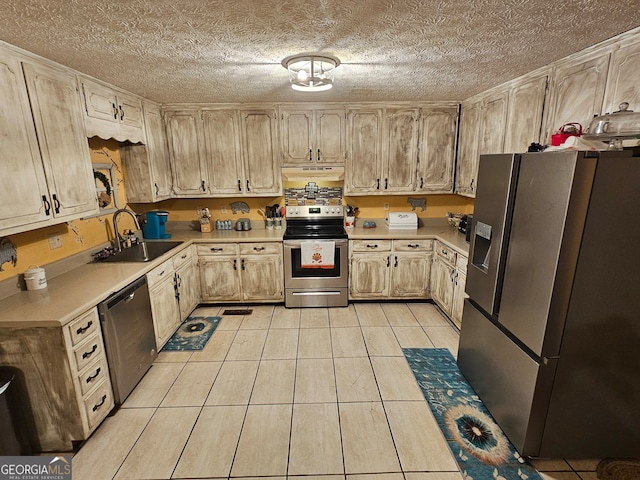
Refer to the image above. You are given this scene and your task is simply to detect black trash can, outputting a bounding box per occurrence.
[0,367,32,455]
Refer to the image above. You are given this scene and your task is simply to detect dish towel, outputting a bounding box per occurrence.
[300,241,335,269]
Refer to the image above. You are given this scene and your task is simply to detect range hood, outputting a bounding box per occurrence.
[282,166,344,181]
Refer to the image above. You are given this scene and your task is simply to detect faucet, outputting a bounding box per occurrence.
[112,208,142,252]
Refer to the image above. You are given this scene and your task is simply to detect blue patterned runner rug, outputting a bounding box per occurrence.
[403,348,543,480]
[162,316,221,351]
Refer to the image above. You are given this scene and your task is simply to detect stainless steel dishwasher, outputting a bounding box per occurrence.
[98,276,157,404]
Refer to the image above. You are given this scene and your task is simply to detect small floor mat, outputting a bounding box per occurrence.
[222,309,253,315]
[404,348,543,480]
[162,316,221,351]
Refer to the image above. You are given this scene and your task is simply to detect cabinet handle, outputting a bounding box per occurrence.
[366,244,378,249]
[112,102,118,120]
[42,195,51,216]
[119,105,125,121]
[386,256,390,267]
[76,320,93,335]
[317,148,321,162]
[253,247,265,252]
[241,258,245,270]
[394,255,398,267]
[52,194,61,214]
[441,249,448,256]
[420,177,424,189]
[154,183,159,195]
[92,394,107,412]
[385,178,388,189]
[246,179,251,192]
[309,148,312,162]
[407,244,419,249]
[86,367,101,383]
[233,259,237,270]
[201,180,206,192]
[82,344,98,359]
[158,269,166,276]
[210,247,223,252]
[376,178,380,190]
[237,179,242,192]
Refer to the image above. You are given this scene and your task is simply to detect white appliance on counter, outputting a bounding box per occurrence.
[386,212,418,229]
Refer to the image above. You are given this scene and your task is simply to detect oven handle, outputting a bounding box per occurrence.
[284,239,348,248]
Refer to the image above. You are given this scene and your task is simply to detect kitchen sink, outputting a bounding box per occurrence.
[94,241,184,263]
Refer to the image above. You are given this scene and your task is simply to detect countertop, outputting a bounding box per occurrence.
[0,219,469,328]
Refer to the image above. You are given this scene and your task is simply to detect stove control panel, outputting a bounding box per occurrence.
[286,205,344,218]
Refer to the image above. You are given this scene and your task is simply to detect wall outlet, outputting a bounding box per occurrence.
[48,234,63,249]
[220,205,228,214]
[383,202,390,211]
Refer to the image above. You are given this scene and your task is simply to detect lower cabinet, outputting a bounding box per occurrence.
[198,242,283,302]
[349,239,433,300]
[431,240,468,328]
[147,246,200,350]
[0,307,114,452]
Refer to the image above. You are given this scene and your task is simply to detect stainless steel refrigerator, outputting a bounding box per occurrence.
[458,150,640,458]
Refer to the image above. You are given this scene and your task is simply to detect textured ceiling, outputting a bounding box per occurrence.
[1,0,639,104]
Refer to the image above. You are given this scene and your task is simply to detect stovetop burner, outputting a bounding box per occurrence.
[283,205,348,240]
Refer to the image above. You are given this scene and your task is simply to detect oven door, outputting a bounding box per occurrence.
[283,239,349,307]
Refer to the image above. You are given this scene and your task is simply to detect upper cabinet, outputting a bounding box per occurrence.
[504,74,548,153]
[543,52,609,143]
[477,89,509,157]
[121,100,173,203]
[164,106,281,197]
[78,76,146,144]
[164,109,209,196]
[345,104,456,195]
[455,98,482,197]
[0,50,98,237]
[602,38,640,114]
[415,106,458,194]
[280,105,346,165]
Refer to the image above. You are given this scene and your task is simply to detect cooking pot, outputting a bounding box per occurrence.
[584,102,640,148]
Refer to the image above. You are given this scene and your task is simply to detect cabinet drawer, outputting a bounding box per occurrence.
[197,243,238,256]
[435,242,457,266]
[393,239,433,252]
[72,332,105,373]
[83,380,113,429]
[67,308,100,347]
[239,242,281,255]
[351,240,392,252]
[456,254,468,270]
[147,258,175,288]
[173,245,195,270]
[78,356,109,396]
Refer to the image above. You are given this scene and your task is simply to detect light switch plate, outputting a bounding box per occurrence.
[48,234,63,249]
[383,202,390,210]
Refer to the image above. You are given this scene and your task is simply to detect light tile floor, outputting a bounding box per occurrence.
[72,302,600,480]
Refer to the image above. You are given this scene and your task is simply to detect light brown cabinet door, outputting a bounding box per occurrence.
[430,257,454,316]
[349,254,390,298]
[315,109,345,164]
[456,100,481,197]
[165,110,208,196]
[150,279,181,349]
[23,61,98,220]
[345,109,383,193]
[383,108,419,192]
[416,107,457,193]
[240,254,283,301]
[281,109,313,164]
[176,262,200,321]
[202,109,243,195]
[390,254,432,297]
[545,53,609,142]
[122,101,172,202]
[603,39,640,113]
[199,257,241,302]
[240,109,281,195]
[478,91,508,156]
[504,75,548,153]
[0,50,50,234]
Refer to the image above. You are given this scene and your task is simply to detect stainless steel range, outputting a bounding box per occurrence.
[283,205,348,308]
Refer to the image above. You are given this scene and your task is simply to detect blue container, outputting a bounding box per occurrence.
[142,211,171,239]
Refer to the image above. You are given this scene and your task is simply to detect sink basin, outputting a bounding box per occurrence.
[96,241,184,263]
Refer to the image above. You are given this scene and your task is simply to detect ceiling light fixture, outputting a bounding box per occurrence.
[282,55,340,92]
